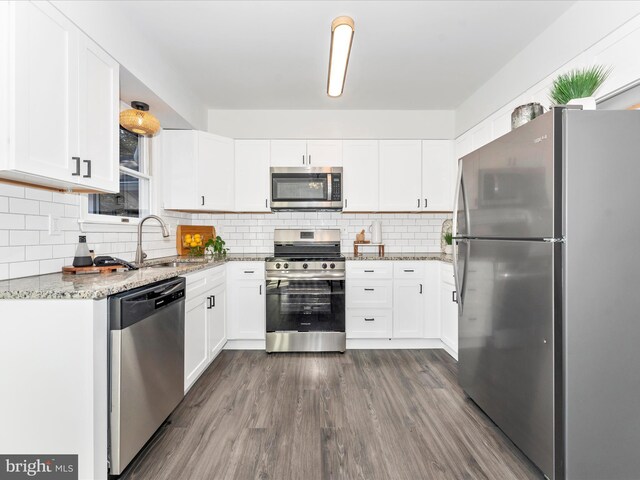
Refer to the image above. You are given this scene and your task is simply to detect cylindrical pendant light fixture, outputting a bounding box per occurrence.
[119,101,161,137]
[327,16,355,97]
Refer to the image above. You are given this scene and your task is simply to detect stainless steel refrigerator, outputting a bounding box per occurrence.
[453,106,640,480]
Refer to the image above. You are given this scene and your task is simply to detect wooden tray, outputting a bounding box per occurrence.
[176,225,216,255]
[353,242,385,257]
[62,265,126,275]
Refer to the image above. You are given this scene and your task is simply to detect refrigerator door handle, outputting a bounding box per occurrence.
[452,238,469,316]
[453,158,462,238]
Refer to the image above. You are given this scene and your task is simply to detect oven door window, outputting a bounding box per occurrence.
[266,279,345,332]
[272,174,328,202]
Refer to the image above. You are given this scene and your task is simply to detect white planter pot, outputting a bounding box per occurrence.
[444,245,452,255]
[567,96,596,110]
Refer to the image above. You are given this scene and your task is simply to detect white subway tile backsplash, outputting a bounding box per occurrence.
[0,231,7,247]
[0,197,8,213]
[25,215,49,231]
[0,246,24,263]
[9,198,40,215]
[0,263,8,280]
[0,213,26,229]
[10,230,40,246]
[0,184,25,198]
[25,188,53,202]
[39,201,66,217]
[26,245,53,261]
[39,257,65,273]
[9,261,39,278]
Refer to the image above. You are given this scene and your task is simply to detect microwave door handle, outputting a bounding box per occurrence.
[327,173,332,202]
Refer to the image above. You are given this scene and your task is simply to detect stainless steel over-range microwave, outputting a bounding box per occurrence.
[270,167,342,211]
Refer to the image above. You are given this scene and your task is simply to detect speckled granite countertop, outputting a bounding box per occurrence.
[0,254,268,300]
[344,252,453,262]
[0,252,452,300]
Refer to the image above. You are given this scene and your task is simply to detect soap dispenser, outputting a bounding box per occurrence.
[73,236,93,267]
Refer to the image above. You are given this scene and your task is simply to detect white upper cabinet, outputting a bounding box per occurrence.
[77,34,119,192]
[421,140,455,212]
[163,130,234,211]
[270,140,307,167]
[234,140,270,212]
[199,132,234,211]
[306,140,342,167]
[379,140,422,211]
[3,1,119,193]
[343,140,379,212]
[271,140,342,167]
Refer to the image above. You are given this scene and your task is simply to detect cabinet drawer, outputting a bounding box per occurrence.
[228,262,265,280]
[347,280,392,308]
[347,309,392,338]
[393,262,426,278]
[346,261,393,279]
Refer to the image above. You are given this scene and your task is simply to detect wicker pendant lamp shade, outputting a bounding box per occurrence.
[119,101,160,136]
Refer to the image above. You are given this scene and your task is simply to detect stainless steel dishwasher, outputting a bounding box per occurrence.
[108,277,185,475]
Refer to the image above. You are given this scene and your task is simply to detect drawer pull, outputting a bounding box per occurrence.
[364,288,375,291]
[364,270,375,273]
[404,269,414,272]
[364,318,375,322]
[244,270,255,274]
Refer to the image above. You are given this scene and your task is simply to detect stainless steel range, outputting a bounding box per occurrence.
[265,229,345,353]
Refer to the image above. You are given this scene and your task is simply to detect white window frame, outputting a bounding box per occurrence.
[81,131,156,226]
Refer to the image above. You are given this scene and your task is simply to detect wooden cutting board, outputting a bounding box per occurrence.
[62,265,126,275]
[176,225,216,255]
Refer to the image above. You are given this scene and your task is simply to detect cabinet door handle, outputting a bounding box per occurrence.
[364,288,375,291]
[345,198,348,209]
[265,199,268,208]
[72,157,81,176]
[364,318,375,322]
[212,295,215,308]
[419,283,423,294]
[302,155,305,165]
[207,296,212,309]
[364,270,374,273]
[404,269,414,273]
[452,291,458,303]
[417,199,420,208]
[424,198,428,208]
[259,285,262,295]
[308,154,311,165]
[201,196,205,206]
[83,159,91,178]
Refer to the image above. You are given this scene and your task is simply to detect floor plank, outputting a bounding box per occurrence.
[120,350,543,480]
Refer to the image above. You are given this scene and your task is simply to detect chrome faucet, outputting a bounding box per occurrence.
[135,215,170,265]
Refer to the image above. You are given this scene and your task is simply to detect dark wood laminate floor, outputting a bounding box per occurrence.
[121,350,543,480]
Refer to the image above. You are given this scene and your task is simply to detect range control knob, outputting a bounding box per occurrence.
[330,263,336,269]
[322,263,328,269]
[303,263,308,269]
[283,263,289,269]
[275,263,281,269]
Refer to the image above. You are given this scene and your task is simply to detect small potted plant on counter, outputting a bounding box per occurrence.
[443,232,453,255]
[205,235,229,257]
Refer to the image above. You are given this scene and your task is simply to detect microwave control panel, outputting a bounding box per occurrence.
[331,175,342,201]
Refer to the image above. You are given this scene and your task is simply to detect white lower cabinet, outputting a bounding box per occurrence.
[183,265,227,393]
[346,260,454,348]
[440,263,458,355]
[392,262,426,338]
[226,262,266,340]
[347,309,392,338]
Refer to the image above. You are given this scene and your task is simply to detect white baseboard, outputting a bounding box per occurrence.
[441,340,458,360]
[346,338,445,350]
[224,339,266,350]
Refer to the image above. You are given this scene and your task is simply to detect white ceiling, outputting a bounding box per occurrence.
[106,1,574,110]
